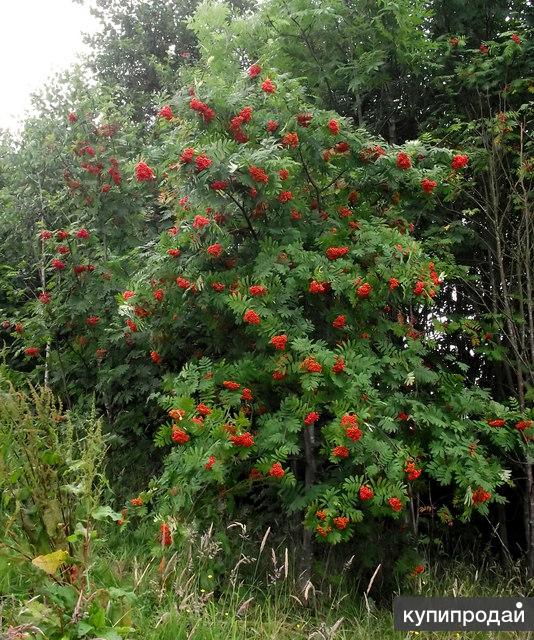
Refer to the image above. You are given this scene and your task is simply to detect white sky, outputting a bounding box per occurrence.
[0,0,98,131]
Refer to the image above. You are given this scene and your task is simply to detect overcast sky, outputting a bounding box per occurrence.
[0,0,98,131]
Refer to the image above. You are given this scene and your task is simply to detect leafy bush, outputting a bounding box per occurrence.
[112,60,531,555]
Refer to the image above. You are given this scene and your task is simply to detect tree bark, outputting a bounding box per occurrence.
[299,423,317,598]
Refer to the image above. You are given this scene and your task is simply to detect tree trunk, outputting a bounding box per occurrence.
[299,423,316,598]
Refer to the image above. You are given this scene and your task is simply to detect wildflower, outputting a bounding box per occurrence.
[487,418,506,428]
[76,228,90,239]
[279,169,289,180]
[398,412,410,421]
[243,309,261,325]
[135,161,155,182]
[57,245,70,255]
[272,370,285,380]
[126,319,138,332]
[167,248,181,258]
[38,292,51,304]
[68,112,78,123]
[389,278,400,290]
[266,119,279,132]
[24,347,40,357]
[511,33,521,44]
[516,420,533,431]
[479,43,489,54]
[169,409,185,420]
[150,351,162,364]
[270,334,288,350]
[130,497,143,507]
[205,455,216,470]
[153,288,164,302]
[223,380,240,391]
[211,282,225,292]
[278,190,293,203]
[40,230,53,240]
[359,485,374,501]
[269,462,285,478]
[86,315,100,326]
[123,290,135,301]
[449,36,459,46]
[412,564,425,575]
[316,510,327,521]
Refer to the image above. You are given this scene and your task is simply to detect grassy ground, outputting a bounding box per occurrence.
[2,526,533,639]
[105,542,533,640]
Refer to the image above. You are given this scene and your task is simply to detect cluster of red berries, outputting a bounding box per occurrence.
[189,97,215,123]
[230,432,255,447]
[326,246,349,260]
[405,460,422,481]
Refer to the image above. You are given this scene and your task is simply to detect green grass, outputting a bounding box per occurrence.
[2,525,533,639]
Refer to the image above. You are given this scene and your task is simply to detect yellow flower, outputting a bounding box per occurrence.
[208,574,213,579]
